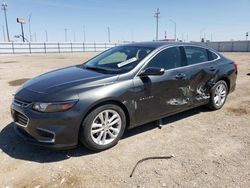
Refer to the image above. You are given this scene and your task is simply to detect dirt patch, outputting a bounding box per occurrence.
[227,107,248,116]
[8,78,30,86]
[0,61,18,64]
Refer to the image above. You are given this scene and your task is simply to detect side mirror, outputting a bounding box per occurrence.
[138,67,165,77]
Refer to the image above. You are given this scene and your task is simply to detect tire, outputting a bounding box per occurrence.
[207,80,228,110]
[79,104,126,151]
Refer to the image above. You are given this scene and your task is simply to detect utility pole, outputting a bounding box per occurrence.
[28,14,32,42]
[1,2,10,41]
[107,27,110,43]
[169,19,176,41]
[154,8,160,41]
[246,32,249,40]
[83,26,86,42]
[164,31,167,39]
[2,25,6,42]
[64,28,67,42]
[45,30,48,42]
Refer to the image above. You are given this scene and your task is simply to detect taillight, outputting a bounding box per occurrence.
[233,62,238,74]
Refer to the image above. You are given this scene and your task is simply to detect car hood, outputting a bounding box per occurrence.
[21,66,118,94]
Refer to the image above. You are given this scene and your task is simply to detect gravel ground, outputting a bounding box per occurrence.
[0,52,249,188]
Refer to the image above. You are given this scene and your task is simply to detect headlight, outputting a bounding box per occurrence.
[33,100,78,112]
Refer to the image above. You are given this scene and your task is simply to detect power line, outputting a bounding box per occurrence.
[1,2,10,42]
[154,8,160,40]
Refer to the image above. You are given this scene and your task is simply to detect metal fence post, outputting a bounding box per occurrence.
[29,42,32,54]
[94,42,96,52]
[82,43,85,52]
[11,42,15,54]
[58,42,60,53]
[231,42,234,52]
[70,43,73,52]
[44,43,46,53]
[247,41,250,52]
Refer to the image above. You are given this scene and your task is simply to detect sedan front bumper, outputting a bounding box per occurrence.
[11,99,82,149]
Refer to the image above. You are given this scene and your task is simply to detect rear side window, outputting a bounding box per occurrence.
[184,46,208,65]
[146,47,181,70]
[207,50,218,61]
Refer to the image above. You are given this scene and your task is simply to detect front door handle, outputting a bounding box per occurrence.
[175,73,186,80]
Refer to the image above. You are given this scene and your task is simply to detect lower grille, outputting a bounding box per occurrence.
[15,111,29,126]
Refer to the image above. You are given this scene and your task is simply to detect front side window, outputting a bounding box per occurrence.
[84,46,154,74]
[184,46,208,65]
[146,47,181,70]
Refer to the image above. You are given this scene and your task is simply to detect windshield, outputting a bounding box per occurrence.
[83,46,154,74]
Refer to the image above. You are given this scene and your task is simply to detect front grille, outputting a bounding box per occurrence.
[14,98,32,107]
[14,111,29,126]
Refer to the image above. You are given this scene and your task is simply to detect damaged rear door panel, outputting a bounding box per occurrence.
[179,46,219,106]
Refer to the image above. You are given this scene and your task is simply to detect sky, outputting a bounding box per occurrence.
[0,0,250,42]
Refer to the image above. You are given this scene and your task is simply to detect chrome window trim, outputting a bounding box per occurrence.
[135,44,221,77]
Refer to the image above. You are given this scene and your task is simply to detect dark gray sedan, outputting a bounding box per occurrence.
[11,42,237,151]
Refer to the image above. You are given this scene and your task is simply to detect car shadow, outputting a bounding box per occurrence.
[0,106,209,163]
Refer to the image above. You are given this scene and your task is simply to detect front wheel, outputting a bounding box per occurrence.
[79,104,126,151]
[207,80,228,110]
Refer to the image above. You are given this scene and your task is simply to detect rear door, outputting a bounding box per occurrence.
[133,46,189,124]
[178,46,219,106]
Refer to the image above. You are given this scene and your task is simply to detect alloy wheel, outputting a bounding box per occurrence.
[214,83,227,107]
[90,109,121,145]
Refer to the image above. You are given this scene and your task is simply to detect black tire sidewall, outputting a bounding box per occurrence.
[80,104,126,151]
[210,80,228,110]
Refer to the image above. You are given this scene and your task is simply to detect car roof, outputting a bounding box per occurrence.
[121,41,209,50]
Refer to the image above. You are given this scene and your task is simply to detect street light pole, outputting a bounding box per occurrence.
[83,26,86,42]
[64,28,67,42]
[154,8,160,40]
[1,2,10,42]
[107,27,110,43]
[2,25,6,42]
[200,28,206,42]
[169,19,176,41]
[28,14,32,42]
[45,30,48,42]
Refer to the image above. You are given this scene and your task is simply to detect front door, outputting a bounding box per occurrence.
[133,47,189,125]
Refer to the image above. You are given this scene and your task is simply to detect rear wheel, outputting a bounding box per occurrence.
[79,104,126,151]
[207,80,228,110]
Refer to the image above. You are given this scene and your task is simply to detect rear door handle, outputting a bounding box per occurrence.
[175,73,186,80]
[209,67,217,72]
